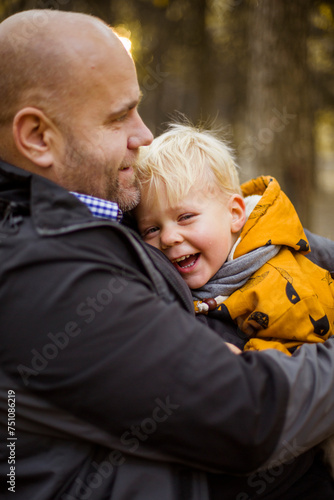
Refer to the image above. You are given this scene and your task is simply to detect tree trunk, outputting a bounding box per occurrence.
[243,0,315,228]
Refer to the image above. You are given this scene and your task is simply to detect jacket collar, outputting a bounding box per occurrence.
[0,160,195,313]
[0,160,95,232]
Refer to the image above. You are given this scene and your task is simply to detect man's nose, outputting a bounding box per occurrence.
[128,112,153,149]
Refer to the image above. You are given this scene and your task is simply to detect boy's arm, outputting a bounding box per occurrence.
[304,228,334,271]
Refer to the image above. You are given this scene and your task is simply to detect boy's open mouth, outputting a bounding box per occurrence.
[172,253,200,270]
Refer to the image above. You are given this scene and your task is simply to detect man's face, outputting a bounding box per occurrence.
[53,36,153,210]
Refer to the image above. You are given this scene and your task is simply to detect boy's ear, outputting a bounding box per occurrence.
[12,107,56,168]
[229,194,246,234]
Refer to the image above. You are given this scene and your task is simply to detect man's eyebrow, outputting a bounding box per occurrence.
[108,92,143,118]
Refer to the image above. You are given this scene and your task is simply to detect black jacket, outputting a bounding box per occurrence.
[1,160,334,499]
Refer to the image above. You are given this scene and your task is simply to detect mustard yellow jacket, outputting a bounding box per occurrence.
[224,176,334,355]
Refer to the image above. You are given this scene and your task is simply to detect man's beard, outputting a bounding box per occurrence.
[60,135,141,211]
[107,173,141,212]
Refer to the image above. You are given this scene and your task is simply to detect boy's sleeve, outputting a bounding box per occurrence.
[224,246,334,355]
[304,229,334,272]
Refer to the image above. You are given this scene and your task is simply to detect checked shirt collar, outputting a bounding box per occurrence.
[71,192,123,222]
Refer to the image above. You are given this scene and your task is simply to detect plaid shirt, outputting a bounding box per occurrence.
[71,192,122,222]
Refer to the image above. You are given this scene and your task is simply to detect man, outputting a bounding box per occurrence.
[0,9,334,500]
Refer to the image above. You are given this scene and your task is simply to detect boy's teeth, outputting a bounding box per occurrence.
[172,254,199,269]
[173,255,191,263]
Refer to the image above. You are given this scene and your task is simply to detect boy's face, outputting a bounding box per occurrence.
[135,186,245,290]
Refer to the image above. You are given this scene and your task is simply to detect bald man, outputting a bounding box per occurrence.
[0,9,152,207]
[1,9,334,500]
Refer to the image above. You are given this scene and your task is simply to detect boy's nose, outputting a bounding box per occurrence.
[160,227,183,250]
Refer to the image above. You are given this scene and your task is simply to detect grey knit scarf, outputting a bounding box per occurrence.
[192,244,280,300]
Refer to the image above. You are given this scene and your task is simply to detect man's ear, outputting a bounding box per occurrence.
[12,107,57,168]
[229,194,246,234]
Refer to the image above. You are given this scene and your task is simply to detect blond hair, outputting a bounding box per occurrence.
[137,122,242,205]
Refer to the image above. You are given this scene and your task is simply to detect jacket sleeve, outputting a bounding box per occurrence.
[304,228,334,272]
[2,225,334,475]
[262,342,334,467]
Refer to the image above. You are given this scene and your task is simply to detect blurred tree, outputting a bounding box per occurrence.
[109,0,213,134]
[113,0,173,133]
[242,0,315,227]
[311,2,334,109]
[0,0,26,20]
[168,0,212,121]
[0,0,333,233]
[206,0,250,153]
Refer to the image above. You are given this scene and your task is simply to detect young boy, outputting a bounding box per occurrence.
[134,122,334,475]
[134,123,334,356]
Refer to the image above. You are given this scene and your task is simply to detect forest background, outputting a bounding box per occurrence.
[1,0,334,239]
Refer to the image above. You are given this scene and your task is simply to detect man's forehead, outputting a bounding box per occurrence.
[71,37,139,103]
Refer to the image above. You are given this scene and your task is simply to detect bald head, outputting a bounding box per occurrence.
[0,9,125,129]
[0,9,151,205]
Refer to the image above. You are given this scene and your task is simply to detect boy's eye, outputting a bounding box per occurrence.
[142,226,159,238]
[179,213,195,222]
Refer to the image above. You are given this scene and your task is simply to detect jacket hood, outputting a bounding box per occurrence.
[235,175,309,259]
